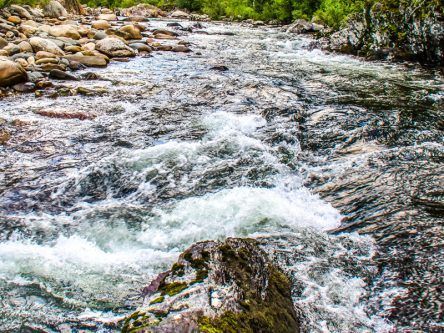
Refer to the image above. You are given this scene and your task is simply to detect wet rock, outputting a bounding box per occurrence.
[189,14,210,22]
[152,29,178,37]
[96,37,136,57]
[35,107,96,120]
[123,238,300,333]
[30,37,65,56]
[43,0,68,19]
[170,10,189,19]
[0,129,11,144]
[286,19,317,34]
[49,69,78,80]
[129,42,152,53]
[12,81,35,92]
[172,45,191,53]
[63,54,108,67]
[27,71,45,82]
[210,65,229,71]
[0,58,27,87]
[38,63,66,72]
[327,3,444,66]
[80,72,100,80]
[92,19,111,30]
[76,86,107,95]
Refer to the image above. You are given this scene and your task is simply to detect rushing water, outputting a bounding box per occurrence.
[0,20,442,332]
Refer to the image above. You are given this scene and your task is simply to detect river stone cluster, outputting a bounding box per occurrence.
[122,238,300,333]
[0,2,204,96]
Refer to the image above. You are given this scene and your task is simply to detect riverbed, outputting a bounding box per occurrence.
[0,20,442,332]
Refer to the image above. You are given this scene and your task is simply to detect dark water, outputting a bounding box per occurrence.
[0,20,442,332]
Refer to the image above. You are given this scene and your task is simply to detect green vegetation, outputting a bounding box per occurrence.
[1,0,440,31]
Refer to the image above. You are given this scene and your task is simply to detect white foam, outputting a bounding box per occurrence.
[137,185,340,250]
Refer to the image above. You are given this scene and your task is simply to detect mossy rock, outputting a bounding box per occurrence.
[122,238,300,333]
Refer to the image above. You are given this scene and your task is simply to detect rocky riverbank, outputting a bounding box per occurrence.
[0,3,203,97]
[326,1,443,66]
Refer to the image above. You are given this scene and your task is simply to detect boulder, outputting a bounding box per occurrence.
[9,5,32,20]
[48,24,81,40]
[63,54,108,67]
[12,82,35,92]
[172,45,191,53]
[43,0,68,18]
[122,239,300,333]
[30,37,65,56]
[170,10,189,19]
[49,69,78,80]
[0,59,27,87]
[91,19,111,30]
[286,19,314,34]
[95,37,135,57]
[152,29,178,37]
[119,24,142,39]
[98,13,117,21]
[129,42,152,52]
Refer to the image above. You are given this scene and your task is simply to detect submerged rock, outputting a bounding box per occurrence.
[123,238,300,333]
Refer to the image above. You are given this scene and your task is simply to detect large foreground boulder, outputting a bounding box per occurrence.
[0,58,27,87]
[122,238,300,333]
[96,37,135,57]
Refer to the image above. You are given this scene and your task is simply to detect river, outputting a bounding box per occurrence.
[0,20,442,332]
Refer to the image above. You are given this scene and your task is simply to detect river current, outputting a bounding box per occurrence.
[0,20,442,332]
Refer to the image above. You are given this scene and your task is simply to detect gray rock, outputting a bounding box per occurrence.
[30,37,65,55]
[49,69,78,80]
[43,0,68,18]
[95,37,135,57]
[9,4,32,20]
